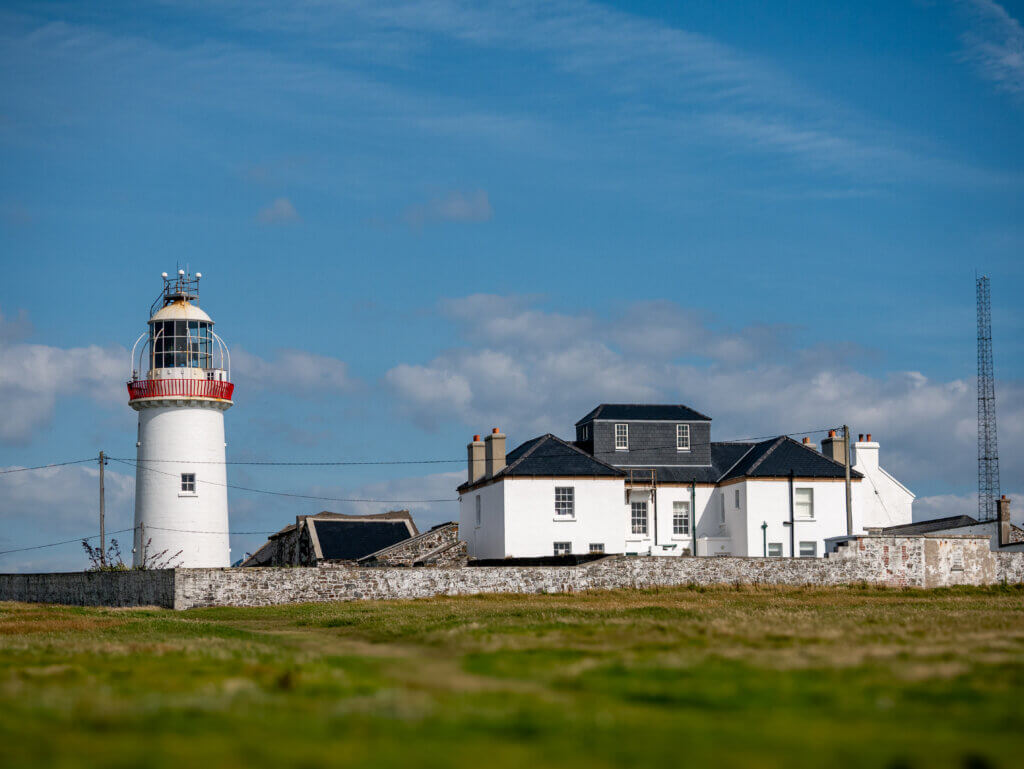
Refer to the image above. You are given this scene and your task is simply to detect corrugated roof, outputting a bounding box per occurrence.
[575,403,711,425]
[881,516,980,535]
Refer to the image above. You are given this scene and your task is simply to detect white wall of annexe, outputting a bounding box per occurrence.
[460,476,877,560]
[133,400,231,568]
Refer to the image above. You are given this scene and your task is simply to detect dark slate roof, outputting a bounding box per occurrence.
[719,436,861,480]
[459,434,624,491]
[310,518,415,561]
[881,516,980,535]
[575,403,711,425]
[650,442,757,484]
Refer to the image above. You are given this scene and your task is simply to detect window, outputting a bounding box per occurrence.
[768,543,783,557]
[631,502,648,535]
[672,501,690,536]
[615,423,629,450]
[180,473,196,493]
[794,488,814,520]
[553,542,571,556]
[799,541,817,558]
[151,320,214,370]
[676,424,690,451]
[589,543,605,554]
[475,495,481,527]
[554,487,575,517]
[734,488,741,508]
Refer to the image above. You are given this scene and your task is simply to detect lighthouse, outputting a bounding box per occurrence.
[127,270,233,568]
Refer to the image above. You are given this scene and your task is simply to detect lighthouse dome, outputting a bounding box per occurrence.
[150,300,213,324]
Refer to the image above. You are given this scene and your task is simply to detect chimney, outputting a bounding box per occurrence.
[801,436,818,452]
[998,495,1012,547]
[467,434,485,484]
[821,430,844,463]
[853,433,879,471]
[484,428,506,478]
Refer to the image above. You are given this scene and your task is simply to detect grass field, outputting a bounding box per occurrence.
[1,585,1023,769]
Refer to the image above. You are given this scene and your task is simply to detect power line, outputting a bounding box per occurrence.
[0,524,276,561]
[0,458,96,475]
[0,528,134,557]
[112,458,459,503]
[107,427,839,467]
[111,456,462,466]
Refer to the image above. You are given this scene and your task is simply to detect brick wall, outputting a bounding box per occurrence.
[3,536,1022,610]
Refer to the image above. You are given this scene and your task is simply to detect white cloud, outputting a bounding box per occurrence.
[958,0,1024,98]
[256,197,299,224]
[385,294,1024,493]
[233,347,356,396]
[403,189,493,228]
[0,325,126,444]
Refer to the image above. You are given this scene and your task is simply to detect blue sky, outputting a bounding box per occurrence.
[1,0,1022,570]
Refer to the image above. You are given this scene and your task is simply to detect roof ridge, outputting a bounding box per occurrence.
[745,436,786,475]
[716,442,760,482]
[497,434,551,476]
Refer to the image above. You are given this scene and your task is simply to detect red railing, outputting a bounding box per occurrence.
[127,378,234,402]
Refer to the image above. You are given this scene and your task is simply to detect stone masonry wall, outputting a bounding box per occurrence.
[358,523,459,566]
[3,536,1023,611]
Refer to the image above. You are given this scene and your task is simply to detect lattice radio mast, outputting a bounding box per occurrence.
[976,275,1000,521]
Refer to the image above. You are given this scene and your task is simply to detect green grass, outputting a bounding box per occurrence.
[1,585,1023,768]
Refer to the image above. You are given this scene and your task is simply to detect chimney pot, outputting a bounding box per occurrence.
[858,434,864,442]
[492,427,499,434]
[473,435,480,442]
[802,437,810,444]
[829,429,836,437]
[866,433,872,442]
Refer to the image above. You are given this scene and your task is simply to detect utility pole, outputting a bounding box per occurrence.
[98,450,106,566]
[842,425,853,536]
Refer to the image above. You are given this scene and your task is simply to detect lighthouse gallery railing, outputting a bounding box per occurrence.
[127,378,234,401]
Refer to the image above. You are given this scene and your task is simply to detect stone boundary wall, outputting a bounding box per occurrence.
[2,536,1023,610]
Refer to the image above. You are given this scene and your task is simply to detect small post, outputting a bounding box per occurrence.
[761,521,767,557]
[98,450,106,567]
[843,425,853,536]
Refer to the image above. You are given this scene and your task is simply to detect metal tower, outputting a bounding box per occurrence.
[976,275,1000,521]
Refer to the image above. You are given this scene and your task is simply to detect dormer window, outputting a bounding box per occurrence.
[615,423,628,450]
[676,424,690,451]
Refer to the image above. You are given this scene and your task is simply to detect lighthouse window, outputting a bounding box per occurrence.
[150,320,213,369]
[180,473,196,493]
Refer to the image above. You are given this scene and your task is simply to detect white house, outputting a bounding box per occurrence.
[457,404,915,559]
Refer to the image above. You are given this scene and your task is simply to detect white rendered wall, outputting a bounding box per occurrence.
[500,478,627,558]
[133,401,230,567]
[852,441,914,528]
[459,481,506,559]
[739,479,855,557]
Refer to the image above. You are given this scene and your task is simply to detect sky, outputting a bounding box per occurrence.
[1,0,1022,571]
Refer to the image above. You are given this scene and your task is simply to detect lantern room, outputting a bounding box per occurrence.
[128,270,233,403]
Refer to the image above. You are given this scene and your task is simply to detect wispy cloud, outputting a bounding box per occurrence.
[256,197,299,225]
[958,0,1024,99]
[403,189,493,228]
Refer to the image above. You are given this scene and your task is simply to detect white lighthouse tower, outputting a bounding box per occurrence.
[127,270,233,568]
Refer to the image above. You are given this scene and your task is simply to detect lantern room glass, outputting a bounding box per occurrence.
[150,320,214,369]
